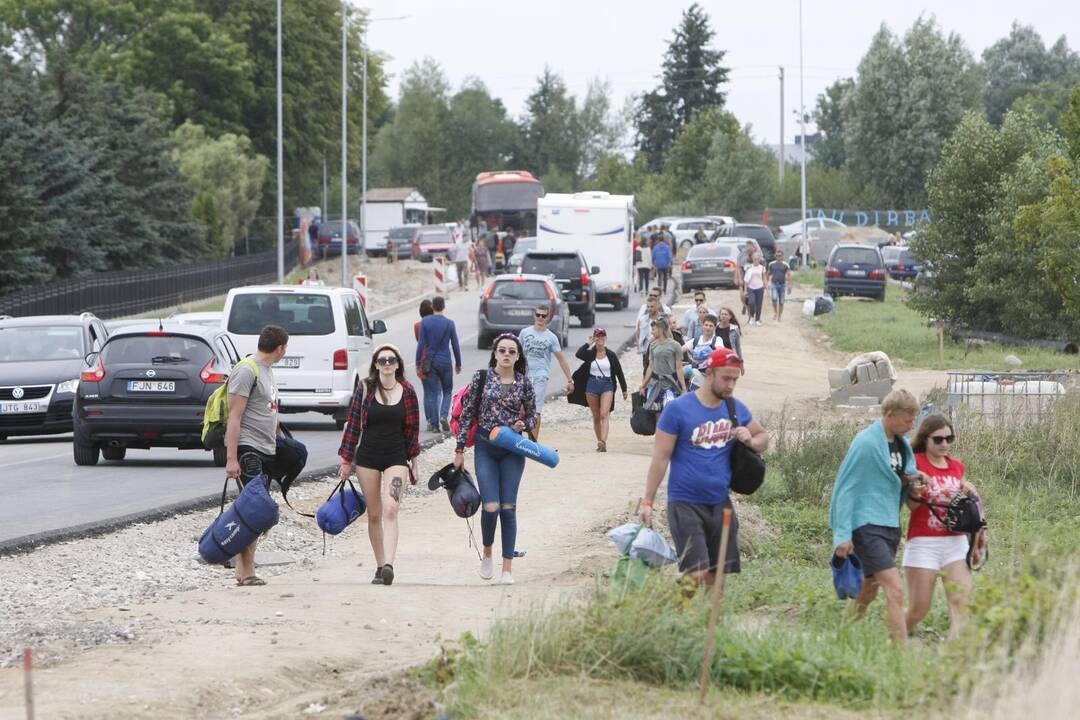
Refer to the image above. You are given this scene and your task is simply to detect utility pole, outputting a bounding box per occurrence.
[360,40,368,260]
[798,0,809,264]
[322,159,327,223]
[275,0,284,283]
[778,66,785,185]
[340,0,349,288]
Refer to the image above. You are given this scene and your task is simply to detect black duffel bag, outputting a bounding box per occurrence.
[630,406,657,436]
[725,397,765,494]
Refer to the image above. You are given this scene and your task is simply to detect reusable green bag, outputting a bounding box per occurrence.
[610,524,650,594]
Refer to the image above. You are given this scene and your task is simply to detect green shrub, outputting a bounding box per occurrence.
[767,415,861,505]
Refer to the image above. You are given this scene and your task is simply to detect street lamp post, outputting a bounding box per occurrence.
[276,0,284,283]
[341,0,349,288]
[798,0,809,266]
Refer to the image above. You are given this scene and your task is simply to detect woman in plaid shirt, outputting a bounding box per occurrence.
[338,343,421,586]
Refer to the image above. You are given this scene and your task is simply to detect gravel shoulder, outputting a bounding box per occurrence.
[0,288,950,719]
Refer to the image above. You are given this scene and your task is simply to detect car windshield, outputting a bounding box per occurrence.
[0,325,84,362]
[419,232,452,245]
[899,250,918,264]
[521,255,580,277]
[833,247,881,265]
[227,293,335,335]
[688,244,737,259]
[388,227,416,239]
[491,281,550,300]
[880,247,902,262]
[102,335,213,365]
[475,182,545,212]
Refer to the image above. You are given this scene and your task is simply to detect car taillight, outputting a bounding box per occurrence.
[682,261,691,271]
[869,269,885,280]
[200,357,227,384]
[724,259,736,269]
[825,268,842,278]
[581,270,589,287]
[333,349,348,370]
[896,263,906,270]
[81,357,105,383]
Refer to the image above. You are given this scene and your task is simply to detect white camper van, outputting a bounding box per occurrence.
[536,192,635,310]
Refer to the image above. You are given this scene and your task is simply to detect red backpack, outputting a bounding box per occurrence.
[449,369,489,447]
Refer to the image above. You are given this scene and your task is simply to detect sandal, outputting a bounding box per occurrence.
[236,575,266,586]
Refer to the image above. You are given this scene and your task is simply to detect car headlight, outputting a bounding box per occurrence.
[56,378,80,394]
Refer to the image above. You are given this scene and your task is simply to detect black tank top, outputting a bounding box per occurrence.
[358,393,406,455]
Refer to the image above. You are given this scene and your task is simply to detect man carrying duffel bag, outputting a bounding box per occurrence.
[224,325,297,587]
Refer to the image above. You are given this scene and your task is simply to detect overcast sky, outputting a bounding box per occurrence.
[358,0,1077,146]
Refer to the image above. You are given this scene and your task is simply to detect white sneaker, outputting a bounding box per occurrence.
[479,556,494,580]
[500,571,514,585]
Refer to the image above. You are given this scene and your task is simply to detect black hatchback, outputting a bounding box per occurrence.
[519,251,599,327]
[73,323,241,466]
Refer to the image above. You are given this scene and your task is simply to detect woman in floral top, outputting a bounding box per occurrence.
[454,333,537,585]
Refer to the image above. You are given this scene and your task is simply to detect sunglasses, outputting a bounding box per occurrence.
[930,434,955,445]
[375,356,398,366]
[535,313,548,319]
[496,347,518,356]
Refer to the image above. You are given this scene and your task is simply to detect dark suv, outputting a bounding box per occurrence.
[0,313,109,440]
[519,251,598,327]
[825,244,887,301]
[73,323,241,466]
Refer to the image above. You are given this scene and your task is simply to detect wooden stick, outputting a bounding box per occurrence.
[698,507,733,704]
[24,647,34,720]
[938,319,945,364]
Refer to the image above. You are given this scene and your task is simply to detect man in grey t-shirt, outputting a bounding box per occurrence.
[225,324,304,586]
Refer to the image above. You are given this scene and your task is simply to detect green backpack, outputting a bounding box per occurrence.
[202,357,258,448]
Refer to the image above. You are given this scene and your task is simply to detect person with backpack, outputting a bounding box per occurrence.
[651,236,673,295]
[904,414,980,638]
[224,325,303,587]
[453,333,537,585]
[567,328,628,452]
[715,308,744,361]
[685,313,721,353]
[639,348,769,585]
[415,295,462,433]
[337,344,421,586]
[830,389,929,646]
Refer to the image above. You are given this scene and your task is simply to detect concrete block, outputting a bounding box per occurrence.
[855,363,876,384]
[847,396,881,406]
[831,378,894,404]
[875,359,894,380]
[828,368,851,389]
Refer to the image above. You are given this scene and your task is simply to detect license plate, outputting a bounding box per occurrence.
[506,308,532,316]
[275,356,301,369]
[0,401,41,414]
[128,381,175,392]
[697,262,718,269]
[846,270,866,277]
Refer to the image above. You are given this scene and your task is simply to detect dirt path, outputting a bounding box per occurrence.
[0,285,949,719]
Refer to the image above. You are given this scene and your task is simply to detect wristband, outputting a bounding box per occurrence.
[642,499,653,508]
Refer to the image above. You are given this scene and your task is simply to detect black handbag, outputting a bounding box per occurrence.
[725,397,765,495]
[630,406,657,436]
[919,494,986,535]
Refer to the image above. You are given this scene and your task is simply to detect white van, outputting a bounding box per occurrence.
[222,285,386,428]
[536,191,635,310]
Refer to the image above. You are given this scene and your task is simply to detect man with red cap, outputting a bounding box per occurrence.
[640,347,769,585]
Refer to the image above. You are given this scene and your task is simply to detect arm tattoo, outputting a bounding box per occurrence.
[389,476,403,502]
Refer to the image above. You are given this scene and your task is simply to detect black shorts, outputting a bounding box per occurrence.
[355,445,409,473]
[668,499,741,574]
[237,444,304,488]
[852,524,901,577]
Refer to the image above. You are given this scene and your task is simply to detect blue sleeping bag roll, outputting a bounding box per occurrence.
[487,426,560,468]
[198,474,280,565]
[316,478,367,535]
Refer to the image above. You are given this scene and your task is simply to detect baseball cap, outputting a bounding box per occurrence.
[592,327,607,337]
[697,347,743,370]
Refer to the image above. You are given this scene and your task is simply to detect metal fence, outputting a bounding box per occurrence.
[0,243,299,320]
[946,371,1071,426]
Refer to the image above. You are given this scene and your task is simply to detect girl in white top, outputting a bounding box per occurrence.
[744,254,766,326]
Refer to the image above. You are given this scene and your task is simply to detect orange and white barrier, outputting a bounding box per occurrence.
[434,257,446,295]
[352,273,368,308]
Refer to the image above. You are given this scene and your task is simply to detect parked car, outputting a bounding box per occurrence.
[519,250,598,327]
[0,313,109,440]
[477,274,569,349]
[505,237,538,273]
[222,285,386,428]
[167,311,224,327]
[680,242,740,291]
[710,223,777,258]
[411,225,455,262]
[824,244,887,301]
[72,323,240,466]
[670,217,721,251]
[318,220,361,255]
[776,217,846,243]
[880,246,922,280]
[383,225,421,259]
[705,215,736,227]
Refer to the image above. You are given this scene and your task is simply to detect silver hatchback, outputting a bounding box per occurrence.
[477,274,569,349]
[680,242,740,291]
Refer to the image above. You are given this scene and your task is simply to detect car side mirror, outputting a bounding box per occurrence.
[371,319,387,335]
[590,266,600,275]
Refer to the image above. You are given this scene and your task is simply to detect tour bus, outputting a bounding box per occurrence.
[536,192,635,310]
[470,170,545,238]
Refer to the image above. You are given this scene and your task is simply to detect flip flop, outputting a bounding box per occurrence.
[237,575,266,586]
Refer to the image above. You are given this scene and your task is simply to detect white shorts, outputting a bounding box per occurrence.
[902,535,969,571]
[531,377,549,412]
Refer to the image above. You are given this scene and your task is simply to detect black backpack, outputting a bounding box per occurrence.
[725,397,765,495]
[428,463,481,518]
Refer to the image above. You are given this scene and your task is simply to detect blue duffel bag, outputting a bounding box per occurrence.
[316,477,367,535]
[198,474,280,565]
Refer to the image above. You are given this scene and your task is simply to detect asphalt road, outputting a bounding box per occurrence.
[0,281,653,546]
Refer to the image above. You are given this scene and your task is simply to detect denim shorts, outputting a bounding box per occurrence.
[586,375,614,396]
[770,283,786,304]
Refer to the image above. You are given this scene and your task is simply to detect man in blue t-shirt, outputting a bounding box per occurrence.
[640,347,769,585]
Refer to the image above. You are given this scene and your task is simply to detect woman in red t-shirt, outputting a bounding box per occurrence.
[903,414,978,638]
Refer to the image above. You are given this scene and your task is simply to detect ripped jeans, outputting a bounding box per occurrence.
[474,433,526,560]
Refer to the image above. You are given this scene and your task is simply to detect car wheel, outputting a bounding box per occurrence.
[875,289,886,302]
[579,312,595,328]
[212,445,228,467]
[102,446,126,461]
[73,424,100,466]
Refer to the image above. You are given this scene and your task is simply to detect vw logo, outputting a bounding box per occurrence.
[11,387,24,399]
[145,369,157,378]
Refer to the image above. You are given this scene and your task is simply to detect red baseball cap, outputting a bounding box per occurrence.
[698,347,743,370]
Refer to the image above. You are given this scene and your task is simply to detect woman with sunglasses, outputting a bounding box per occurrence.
[567,327,628,452]
[337,344,421,586]
[453,333,537,585]
[903,414,979,637]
